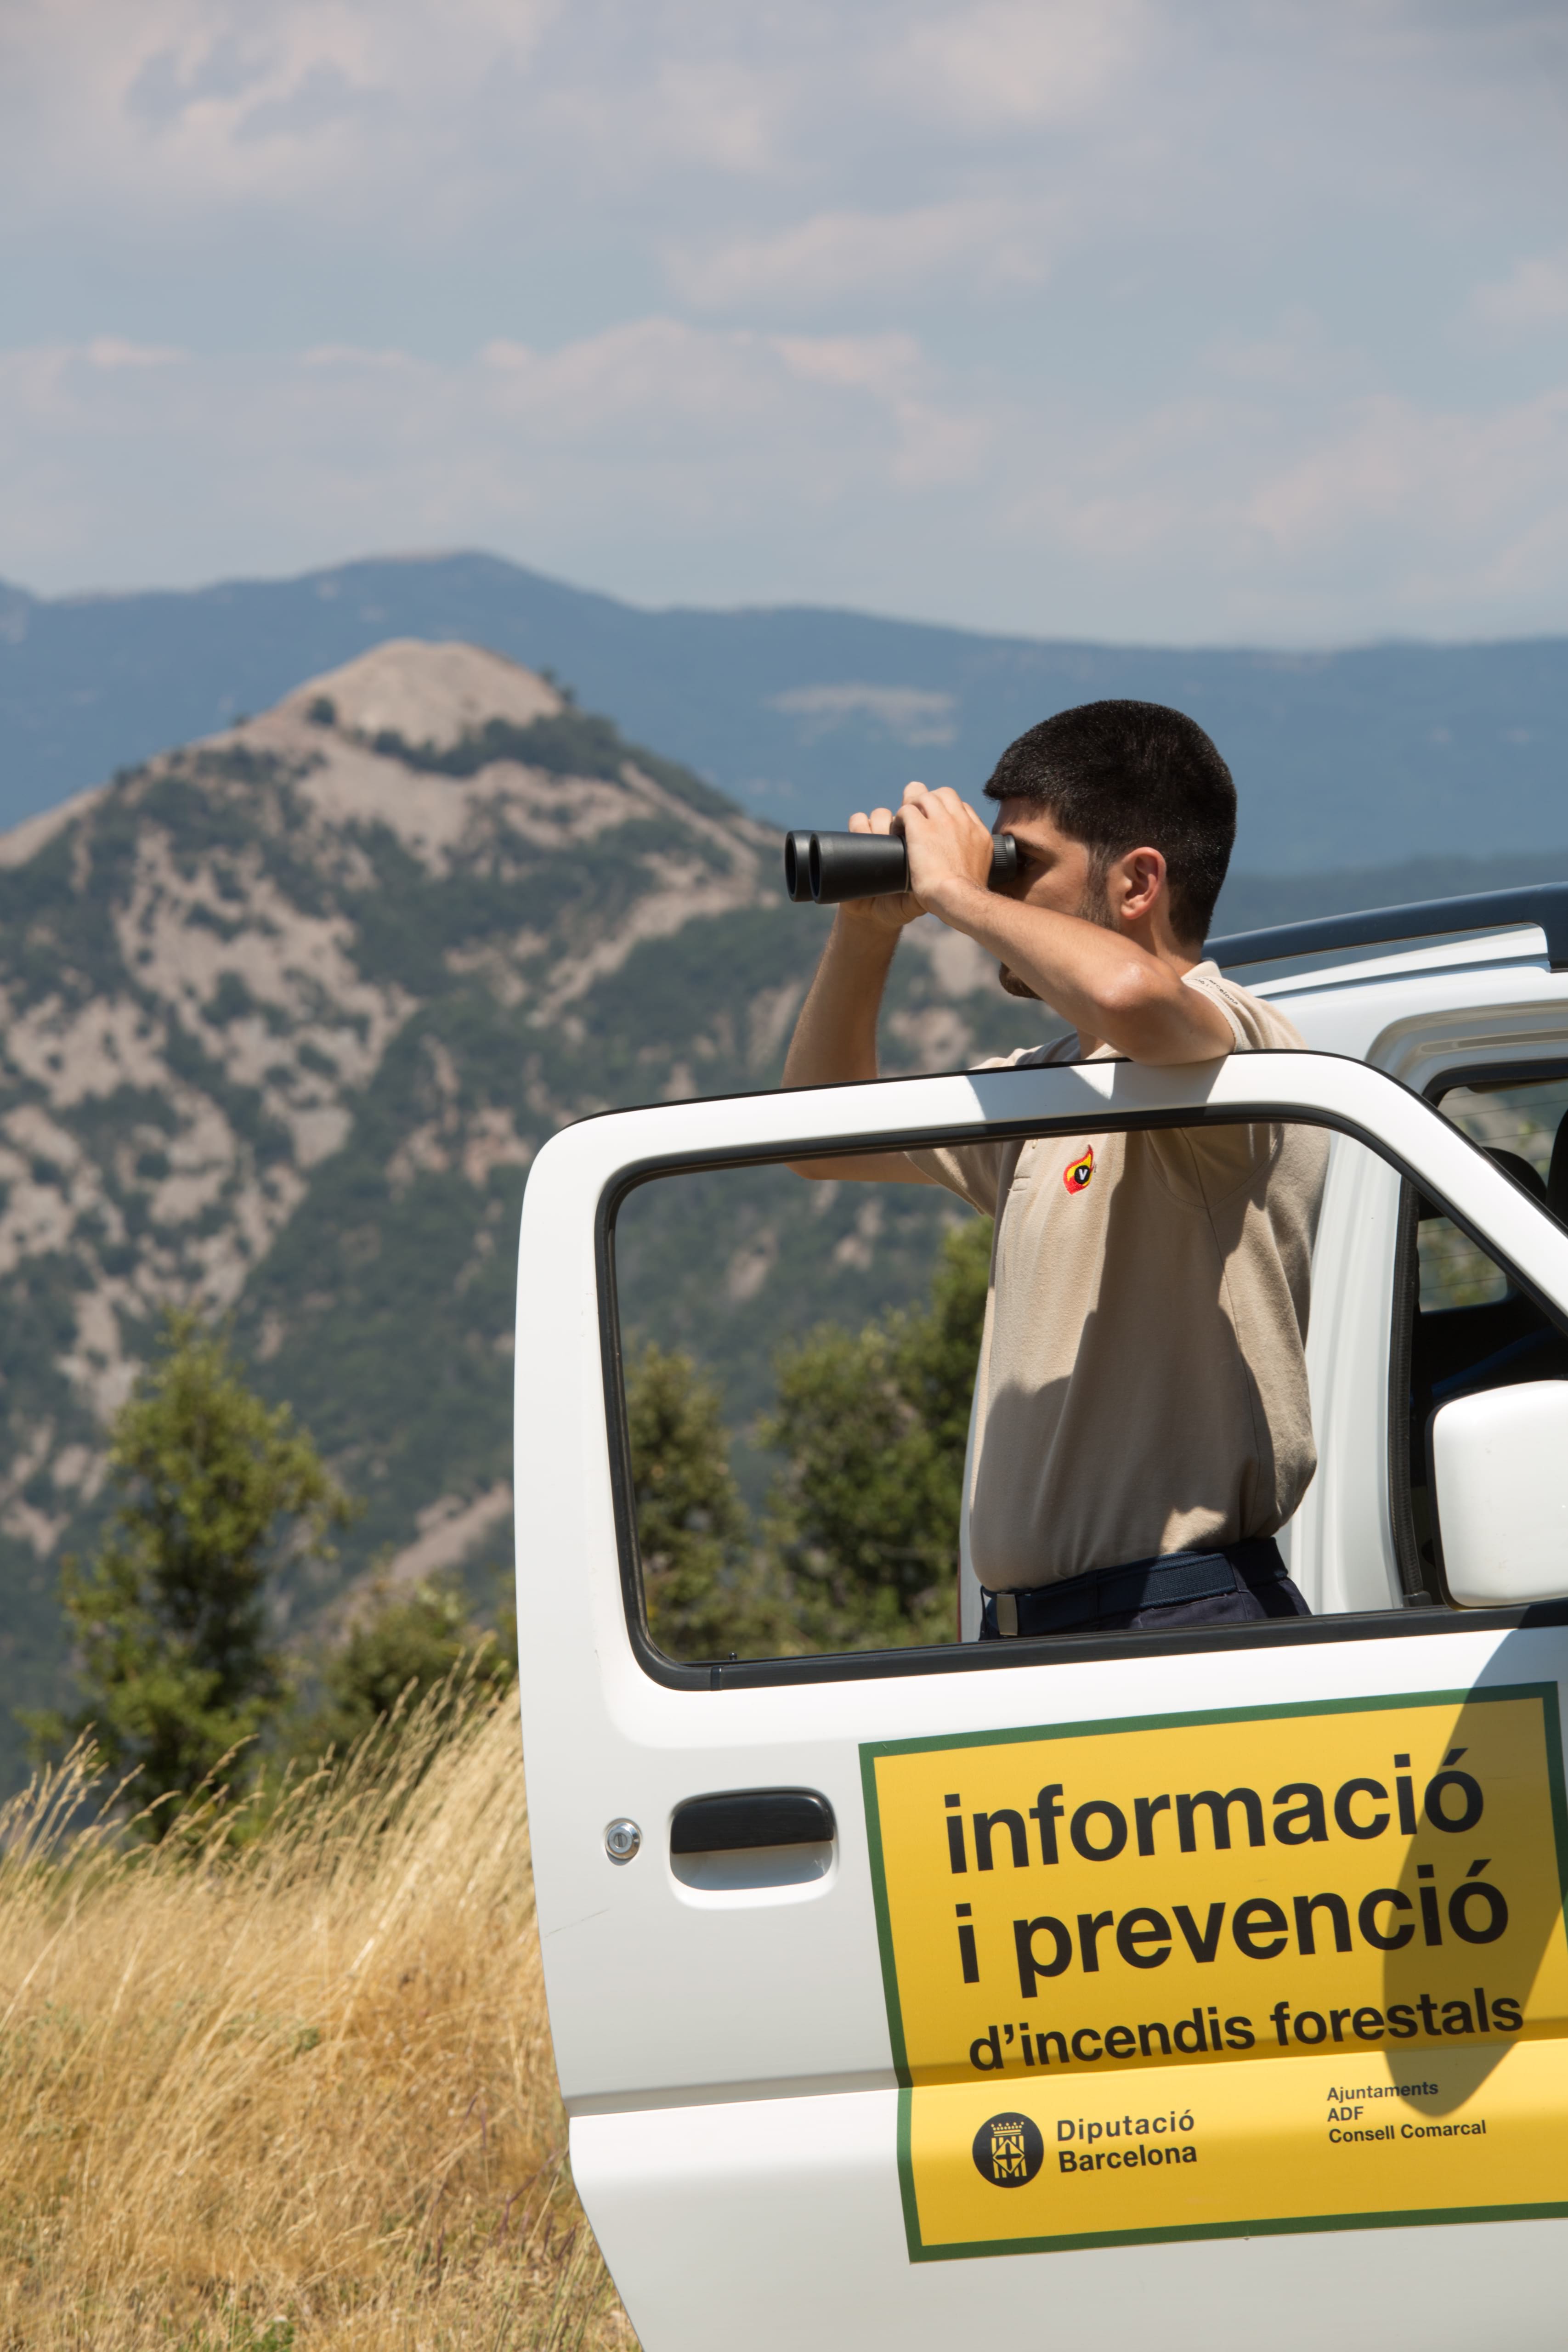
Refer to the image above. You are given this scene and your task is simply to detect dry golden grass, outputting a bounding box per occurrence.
[0,1695,634,2350]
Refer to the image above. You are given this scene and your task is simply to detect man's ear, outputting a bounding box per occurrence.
[1113,846,1167,922]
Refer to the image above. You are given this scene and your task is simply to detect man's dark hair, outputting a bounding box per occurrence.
[983,700,1235,946]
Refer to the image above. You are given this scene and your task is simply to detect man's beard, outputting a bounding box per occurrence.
[997,861,1115,998]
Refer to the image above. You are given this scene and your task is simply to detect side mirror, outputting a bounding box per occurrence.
[1430,1380,1568,1606]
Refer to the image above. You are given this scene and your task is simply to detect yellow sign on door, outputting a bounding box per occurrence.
[860,1685,1568,2256]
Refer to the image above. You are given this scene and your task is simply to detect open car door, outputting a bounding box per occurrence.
[513,1050,1568,2352]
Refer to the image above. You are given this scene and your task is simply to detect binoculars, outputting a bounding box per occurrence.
[783,829,1019,905]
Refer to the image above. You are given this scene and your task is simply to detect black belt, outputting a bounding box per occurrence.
[982,1538,1289,1638]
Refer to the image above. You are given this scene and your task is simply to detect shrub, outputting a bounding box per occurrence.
[33,1312,355,1831]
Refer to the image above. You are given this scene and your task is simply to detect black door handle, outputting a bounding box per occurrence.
[670,1788,835,1855]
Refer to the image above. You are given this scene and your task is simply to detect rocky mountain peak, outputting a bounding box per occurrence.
[273,639,564,753]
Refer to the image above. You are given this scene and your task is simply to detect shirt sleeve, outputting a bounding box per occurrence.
[1154,970,1308,1204]
[904,1138,1006,1215]
[902,1046,1041,1214]
[1182,967,1310,1053]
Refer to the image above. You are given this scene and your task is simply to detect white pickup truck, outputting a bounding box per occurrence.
[514,882,1568,2352]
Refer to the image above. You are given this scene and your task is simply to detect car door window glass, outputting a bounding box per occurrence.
[1418,1073,1568,1310]
[1399,1071,1568,1594]
[611,1116,1398,1668]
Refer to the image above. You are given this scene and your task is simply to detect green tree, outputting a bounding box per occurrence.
[762,1216,991,1648]
[290,1574,513,1761]
[42,1311,354,1827]
[625,1341,787,1660]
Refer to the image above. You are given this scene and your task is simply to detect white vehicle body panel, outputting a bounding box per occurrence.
[515,961,1568,2350]
[572,2081,1562,2352]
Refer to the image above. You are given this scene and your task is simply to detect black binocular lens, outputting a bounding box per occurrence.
[783,829,1017,905]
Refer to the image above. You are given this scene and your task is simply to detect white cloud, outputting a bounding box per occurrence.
[2,0,560,214]
[769,684,958,746]
[1009,376,1568,632]
[771,333,923,398]
[886,0,1148,128]
[1240,388,1568,609]
[4,328,1568,645]
[0,325,989,585]
[2,0,1562,240]
[1202,310,1353,394]
[1475,250,1568,328]
[581,57,779,175]
[480,321,883,447]
[4,0,1568,642]
[667,199,1054,312]
[83,337,187,370]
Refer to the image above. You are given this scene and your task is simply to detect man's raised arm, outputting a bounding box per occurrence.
[782,806,938,1184]
[896,782,1235,1066]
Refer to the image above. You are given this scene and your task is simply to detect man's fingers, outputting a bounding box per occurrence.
[893,786,982,842]
[900,779,984,828]
[868,805,896,835]
[848,810,870,834]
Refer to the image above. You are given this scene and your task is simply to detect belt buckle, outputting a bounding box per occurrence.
[995,1592,1019,1638]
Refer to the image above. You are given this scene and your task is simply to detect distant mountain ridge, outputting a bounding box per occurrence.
[1213,852,1568,939]
[1,551,1565,877]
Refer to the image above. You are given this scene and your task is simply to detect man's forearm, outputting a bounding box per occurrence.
[923,879,1232,1064]
[783,915,902,1087]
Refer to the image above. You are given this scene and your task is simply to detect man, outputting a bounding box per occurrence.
[781,699,1327,1640]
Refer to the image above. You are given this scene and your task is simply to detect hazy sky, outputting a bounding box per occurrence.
[4,0,1567,641]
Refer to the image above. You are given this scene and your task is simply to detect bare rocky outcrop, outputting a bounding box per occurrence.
[275,638,563,751]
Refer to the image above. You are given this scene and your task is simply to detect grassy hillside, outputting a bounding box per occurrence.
[0,1696,629,2349]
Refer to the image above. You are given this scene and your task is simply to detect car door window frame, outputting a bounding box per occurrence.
[594,1067,1568,1695]
[1388,1054,1568,1607]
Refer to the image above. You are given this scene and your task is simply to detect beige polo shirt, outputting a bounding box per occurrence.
[907,965,1328,1592]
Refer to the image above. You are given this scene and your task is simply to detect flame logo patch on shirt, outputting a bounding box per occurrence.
[1062,1144,1095,1194]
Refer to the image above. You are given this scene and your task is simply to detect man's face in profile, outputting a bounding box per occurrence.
[989,800,1110,998]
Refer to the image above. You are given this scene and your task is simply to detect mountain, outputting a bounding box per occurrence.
[0,639,1053,1783]
[2,553,1566,876]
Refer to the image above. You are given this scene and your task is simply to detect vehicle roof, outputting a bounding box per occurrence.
[1206,878,1568,982]
[1240,926,1553,1005]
